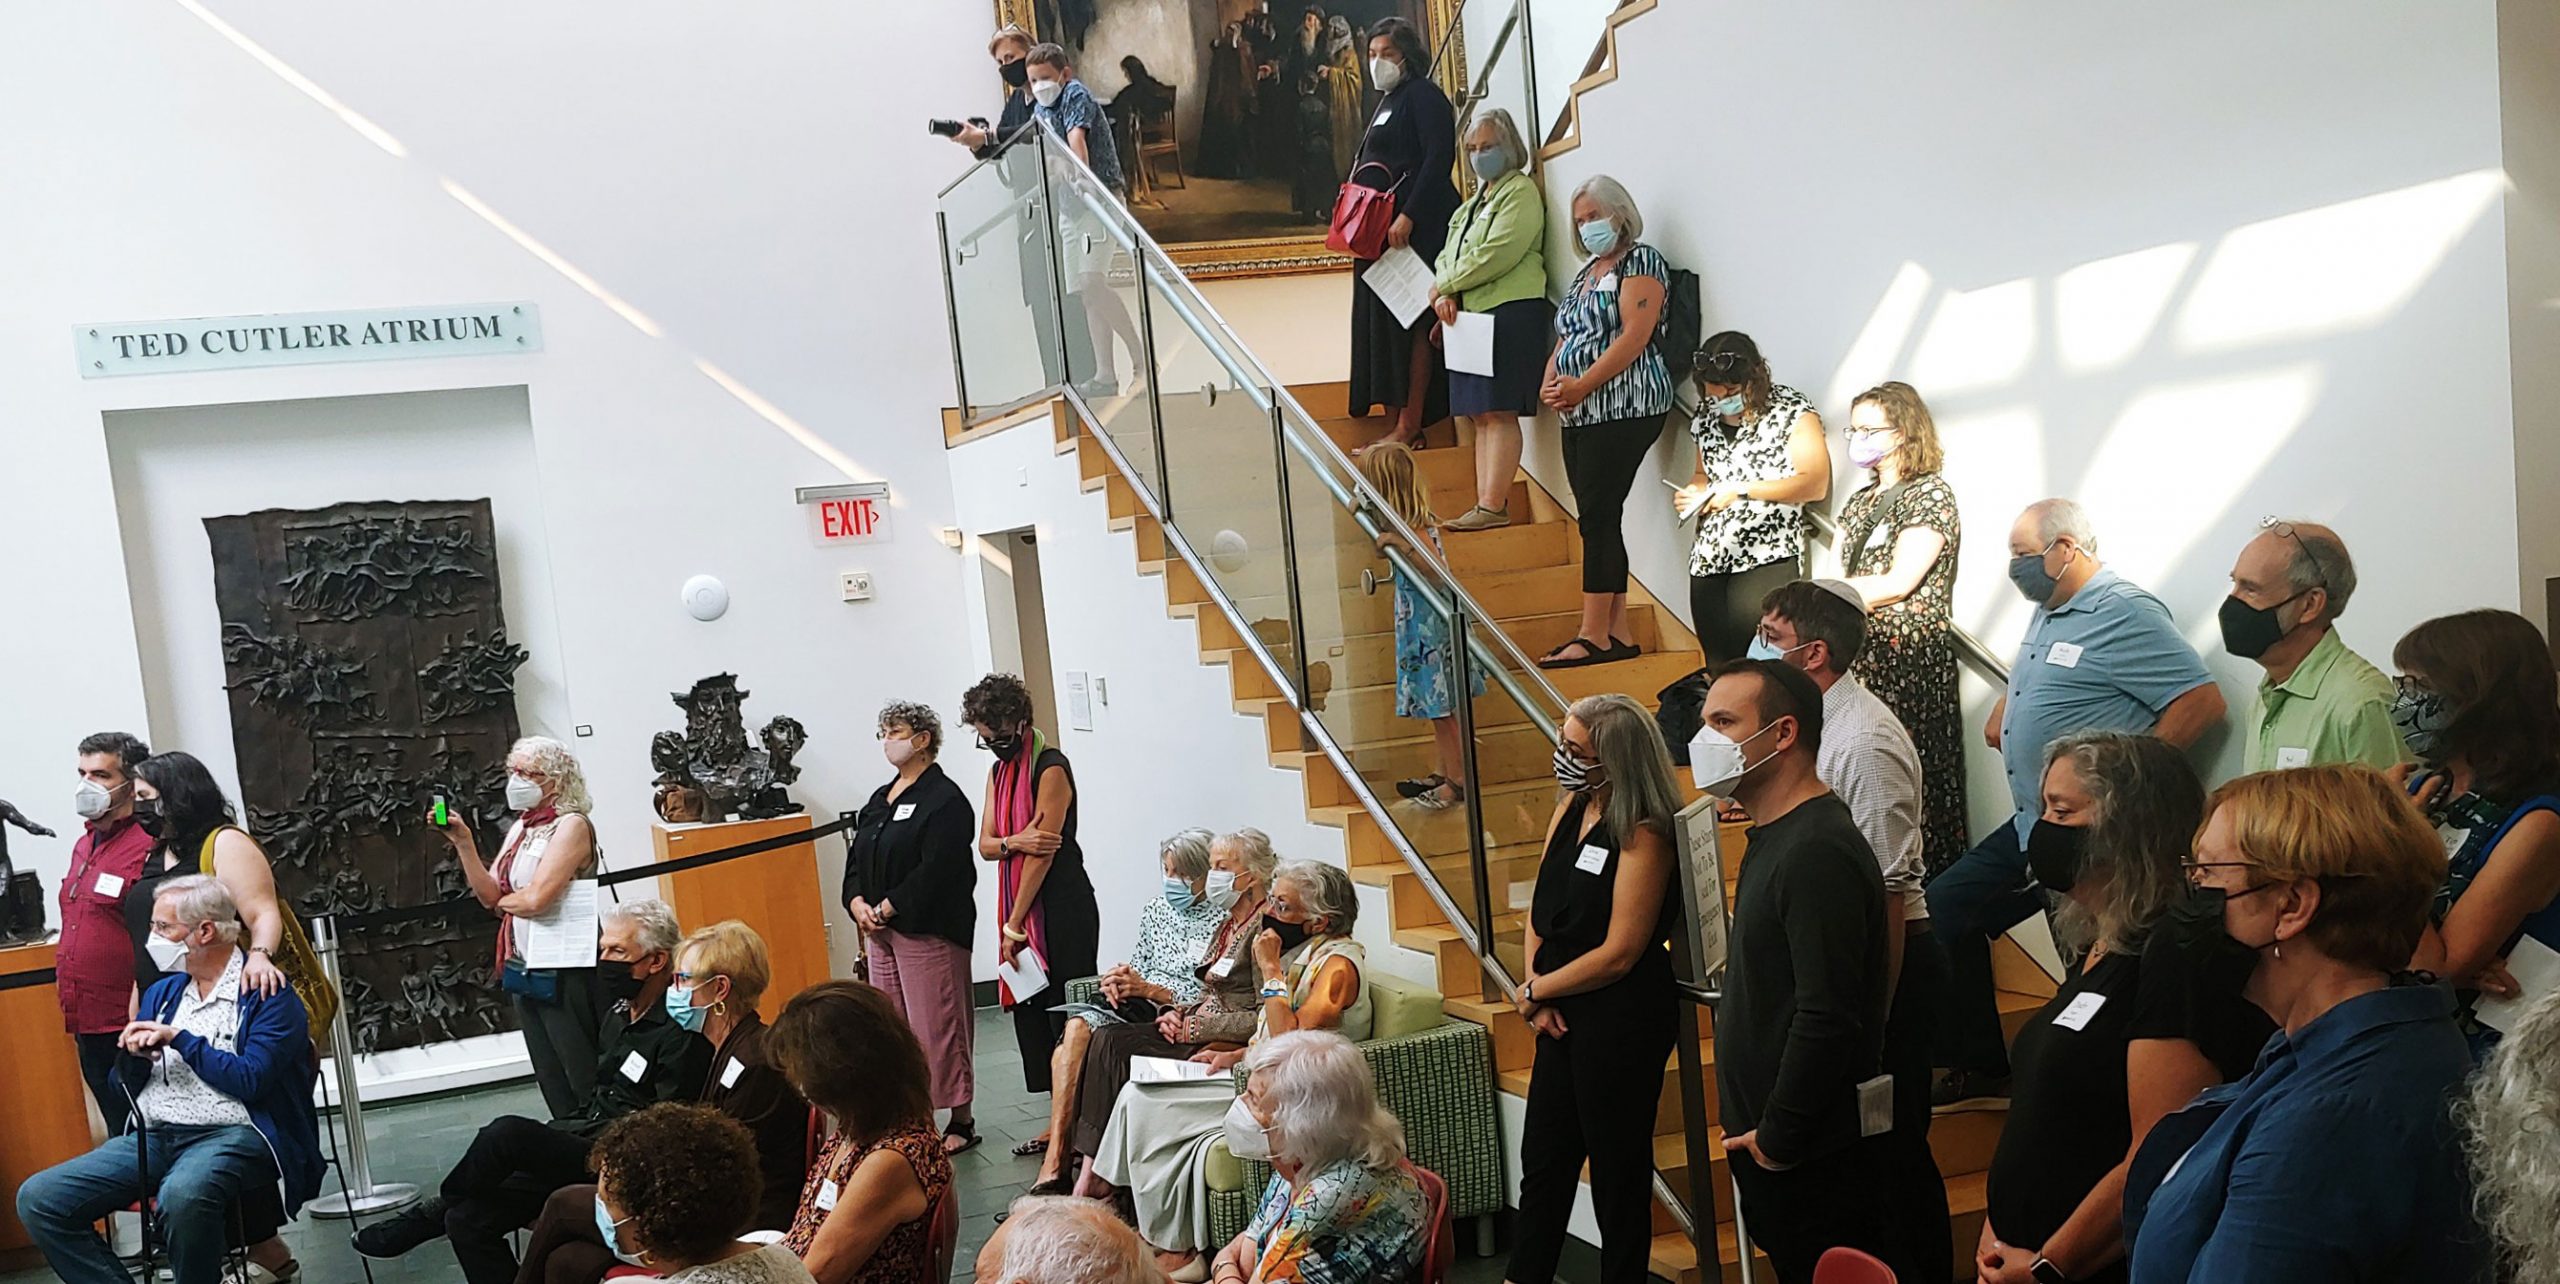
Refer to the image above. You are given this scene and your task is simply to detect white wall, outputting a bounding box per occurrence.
[0,3,1005,1041]
[2501,0,2560,619]
[1200,272,1354,388]
[1532,0,2523,797]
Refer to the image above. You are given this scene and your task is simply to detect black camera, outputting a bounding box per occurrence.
[928,116,991,138]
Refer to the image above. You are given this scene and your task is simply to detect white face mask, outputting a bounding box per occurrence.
[74,779,121,820]
[1222,1095,1274,1161]
[505,774,546,812]
[1205,868,1240,909]
[1370,56,1402,91]
[1688,721,1782,796]
[144,929,191,973]
[1031,78,1065,107]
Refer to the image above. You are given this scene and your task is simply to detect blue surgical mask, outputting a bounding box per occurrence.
[1577,219,1618,257]
[664,983,707,1033]
[1163,877,1199,912]
[595,1195,643,1266]
[1745,635,1807,664]
[1468,149,1507,183]
[1707,392,1747,419]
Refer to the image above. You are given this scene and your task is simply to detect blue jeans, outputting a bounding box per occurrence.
[16,1124,275,1284]
[1924,819,2048,1076]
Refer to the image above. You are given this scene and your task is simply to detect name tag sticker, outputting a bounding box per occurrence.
[1595,272,1620,293]
[815,1179,841,1212]
[619,1051,649,1083]
[893,803,917,822]
[1372,109,1392,126]
[1210,957,1238,979]
[2046,641,2085,669]
[721,1057,746,1089]
[1857,1074,1894,1138]
[2053,992,2108,1031]
[2275,746,2310,770]
[94,872,126,898]
[1574,844,1611,875]
[1864,524,1892,550]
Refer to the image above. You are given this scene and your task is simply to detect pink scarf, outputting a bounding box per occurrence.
[991,730,1050,1008]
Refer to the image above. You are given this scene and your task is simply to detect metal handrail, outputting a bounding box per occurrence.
[1804,507,2012,684]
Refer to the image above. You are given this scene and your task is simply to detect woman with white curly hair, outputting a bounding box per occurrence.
[1205,1030,1428,1284]
[436,734,603,1117]
[2468,989,2560,1282]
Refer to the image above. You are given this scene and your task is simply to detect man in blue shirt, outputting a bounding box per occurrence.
[1927,498,2226,1104]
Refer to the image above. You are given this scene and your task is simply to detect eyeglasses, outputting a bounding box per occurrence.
[2258,517,2331,594]
[2180,860,2257,886]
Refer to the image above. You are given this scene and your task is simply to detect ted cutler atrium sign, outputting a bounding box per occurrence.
[76,302,543,377]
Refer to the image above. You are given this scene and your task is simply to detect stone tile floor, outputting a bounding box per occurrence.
[6,1009,1514,1283]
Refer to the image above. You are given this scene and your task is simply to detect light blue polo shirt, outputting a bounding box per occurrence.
[2000,569,2216,836]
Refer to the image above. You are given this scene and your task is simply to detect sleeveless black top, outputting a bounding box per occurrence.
[1529,793,1674,997]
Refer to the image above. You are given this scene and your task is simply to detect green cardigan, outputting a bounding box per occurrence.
[1432,171,1548,312]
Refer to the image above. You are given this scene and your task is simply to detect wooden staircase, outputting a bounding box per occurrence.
[1032,384,2057,1283]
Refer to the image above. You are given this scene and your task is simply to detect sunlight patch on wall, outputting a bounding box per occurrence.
[2077,364,2325,582]
[2175,170,2503,352]
[1906,275,2037,396]
[2054,242,2196,373]
[173,0,407,158]
[1825,261,1935,408]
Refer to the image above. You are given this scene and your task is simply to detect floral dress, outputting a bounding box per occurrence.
[1244,1159,1430,1284]
[1391,526,1485,719]
[1686,384,1818,576]
[1839,472,1969,875]
[784,1123,952,1284]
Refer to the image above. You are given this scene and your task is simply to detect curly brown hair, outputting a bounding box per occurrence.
[768,981,934,1140]
[593,1105,762,1267]
[960,673,1035,735]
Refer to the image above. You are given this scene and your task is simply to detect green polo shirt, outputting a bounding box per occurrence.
[2244,628,2408,774]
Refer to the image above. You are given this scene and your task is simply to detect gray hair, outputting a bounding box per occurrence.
[992,1195,1160,1284]
[1246,1029,1407,1172]
[509,736,593,815]
[156,874,242,946]
[603,898,682,956]
[1160,828,1215,883]
[2266,519,2359,618]
[1271,860,1359,938]
[1568,693,1682,843]
[878,699,945,756]
[2021,498,2098,554]
[1463,107,1529,182]
[1213,827,1281,889]
[2467,988,2560,1284]
[1567,174,1642,258]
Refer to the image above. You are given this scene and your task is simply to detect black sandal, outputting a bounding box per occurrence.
[1009,1134,1049,1158]
[1536,638,1610,670]
[944,1120,985,1156]
[1396,773,1450,799]
[1604,636,1641,660]
[1027,1174,1077,1198]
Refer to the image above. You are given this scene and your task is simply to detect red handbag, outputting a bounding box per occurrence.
[1326,162,1398,260]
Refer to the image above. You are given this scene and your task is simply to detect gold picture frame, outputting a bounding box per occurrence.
[992,0,1463,280]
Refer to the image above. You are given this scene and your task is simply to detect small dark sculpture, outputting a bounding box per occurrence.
[0,800,56,945]
[220,625,379,727]
[650,674,809,822]
[649,731,710,824]
[417,627,531,723]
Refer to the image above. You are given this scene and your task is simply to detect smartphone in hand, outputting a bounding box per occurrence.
[431,795,450,827]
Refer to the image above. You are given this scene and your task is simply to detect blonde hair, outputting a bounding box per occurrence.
[677,920,773,1016]
[988,24,1031,56]
[1356,440,1436,531]
[508,736,593,815]
[2203,765,2445,973]
[1851,381,1945,477]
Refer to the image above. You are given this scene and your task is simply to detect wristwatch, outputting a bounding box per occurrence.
[2030,1257,2071,1284]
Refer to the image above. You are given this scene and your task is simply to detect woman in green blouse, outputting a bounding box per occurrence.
[1426,108,1549,531]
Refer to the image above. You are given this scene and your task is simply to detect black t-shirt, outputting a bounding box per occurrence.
[1985,934,2276,1272]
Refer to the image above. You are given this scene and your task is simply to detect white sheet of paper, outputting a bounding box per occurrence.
[2474,936,2560,1033]
[2052,991,2108,1031]
[996,946,1048,999]
[1444,311,1496,376]
[1131,1055,1220,1084]
[523,879,600,969]
[1361,246,1435,328]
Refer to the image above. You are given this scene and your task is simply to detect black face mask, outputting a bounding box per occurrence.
[2155,885,2269,1000]
[2218,592,2304,661]
[1262,914,1311,954]
[2026,819,2088,894]
[133,798,167,839]
[1000,58,1030,88]
[601,960,653,1009]
[979,732,1025,760]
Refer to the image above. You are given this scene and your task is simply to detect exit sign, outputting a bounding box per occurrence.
[795,482,893,545]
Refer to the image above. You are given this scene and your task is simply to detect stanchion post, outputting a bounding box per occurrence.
[305,913,419,1218]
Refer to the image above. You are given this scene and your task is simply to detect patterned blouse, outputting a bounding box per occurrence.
[1244,1159,1430,1284]
[1130,892,1229,1006]
[784,1123,953,1284]
[1686,383,1819,575]
[1551,243,1674,428]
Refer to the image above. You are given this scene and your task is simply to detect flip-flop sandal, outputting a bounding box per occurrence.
[1009,1135,1050,1157]
[1413,783,1467,811]
[1604,637,1641,661]
[1396,773,1449,799]
[1026,1175,1078,1198]
[1536,638,1611,670]
[944,1120,985,1156]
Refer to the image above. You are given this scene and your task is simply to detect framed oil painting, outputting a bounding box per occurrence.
[994,0,1463,279]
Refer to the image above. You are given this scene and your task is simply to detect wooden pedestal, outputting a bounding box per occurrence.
[0,943,100,1255]
[650,815,833,1018]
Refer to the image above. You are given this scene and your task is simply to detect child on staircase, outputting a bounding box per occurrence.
[1356,441,1483,811]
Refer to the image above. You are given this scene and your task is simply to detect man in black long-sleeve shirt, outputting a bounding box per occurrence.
[1704,660,1908,1284]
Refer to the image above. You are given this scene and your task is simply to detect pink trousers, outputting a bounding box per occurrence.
[869,927,975,1110]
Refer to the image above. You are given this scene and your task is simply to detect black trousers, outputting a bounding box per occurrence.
[1688,555,1802,663]
[1728,1136,1902,1284]
[1884,926,1954,1284]
[75,1031,130,1137]
[1507,980,1676,1284]
[441,1115,597,1284]
[1559,415,1666,596]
